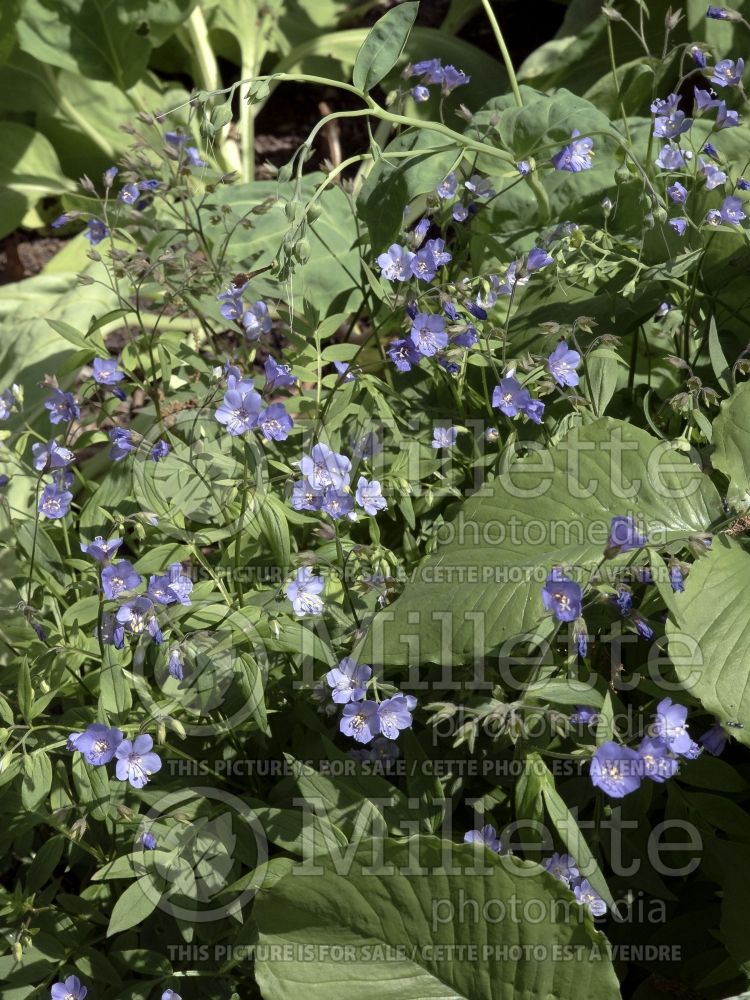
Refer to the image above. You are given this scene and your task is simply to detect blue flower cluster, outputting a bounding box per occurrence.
[402,58,470,103]
[289,442,387,520]
[320,656,416,747]
[67,723,162,789]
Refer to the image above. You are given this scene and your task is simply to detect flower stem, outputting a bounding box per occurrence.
[479,0,523,108]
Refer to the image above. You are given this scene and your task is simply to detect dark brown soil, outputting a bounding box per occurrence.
[0,231,66,284]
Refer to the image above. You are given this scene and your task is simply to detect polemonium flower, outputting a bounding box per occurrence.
[299,443,351,491]
[109,427,136,460]
[38,482,73,519]
[264,357,297,390]
[702,160,728,188]
[590,741,643,797]
[543,853,580,884]
[186,147,206,167]
[690,45,708,68]
[150,440,170,462]
[290,480,323,512]
[32,439,74,471]
[570,705,599,725]
[542,569,583,622]
[706,208,722,225]
[608,515,647,553]
[524,398,545,424]
[85,218,108,244]
[257,402,293,441]
[218,283,245,321]
[377,693,415,739]
[652,697,697,756]
[286,567,325,616]
[81,535,122,562]
[694,87,720,113]
[720,195,746,223]
[551,130,594,172]
[655,144,687,170]
[406,58,444,83]
[119,183,141,205]
[355,476,387,515]
[350,735,400,764]
[526,247,554,272]
[388,338,422,372]
[101,560,141,600]
[716,101,741,127]
[452,203,469,222]
[168,648,184,680]
[437,173,458,199]
[737,177,750,190]
[706,4,731,17]
[51,213,71,229]
[45,389,79,424]
[546,341,581,387]
[669,563,685,592]
[148,563,193,606]
[216,385,263,435]
[326,658,372,704]
[115,734,162,789]
[699,722,728,755]
[464,175,495,200]
[638,736,679,782]
[92,357,125,385]
[574,880,607,917]
[411,85,430,101]
[116,596,163,644]
[75,723,124,766]
[492,376,530,418]
[333,361,356,382]
[140,831,157,850]
[667,181,688,204]
[162,990,182,1000]
[411,238,452,282]
[442,64,470,93]
[517,160,532,175]
[668,218,688,236]
[242,301,272,340]
[464,824,502,852]
[340,699,379,743]
[653,95,692,139]
[711,57,744,87]
[320,487,354,520]
[377,244,416,281]
[51,975,88,1000]
[432,426,458,449]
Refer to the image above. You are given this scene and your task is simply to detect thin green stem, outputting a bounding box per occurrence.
[479,0,523,108]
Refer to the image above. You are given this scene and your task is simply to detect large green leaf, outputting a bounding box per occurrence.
[711,380,750,509]
[0,121,75,236]
[254,837,620,999]
[352,2,418,93]
[359,417,722,666]
[667,540,750,746]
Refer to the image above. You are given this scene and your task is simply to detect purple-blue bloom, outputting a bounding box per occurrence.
[340,699,379,743]
[150,440,170,462]
[51,975,88,1000]
[92,357,125,385]
[411,238,452,282]
[702,160,728,189]
[464,824,502,853]
[32,439,74,471]
[326,657,372,704]
[320,486,354,520]
[570,705,599,725]
[655,144,687,170]
[115,734,162,788]
[551,130,594,172]
[711,57,744,87]
[667,181,688,204]
[258,402,294,441]
[699,722,728,755]
[543,852,580,885]
[721,195,746,223]
[45,389,79,425]
[388,338,422,372]
[85,218,109,244]
[441,64,470,94]
[542,568,583,622]
[547,340,581,387]
[101,560,141,600]
[242,301,272,340]
[590,741,643,797]
[526,247,554,272]
[706,4,731,17]
[264,357,297,390]
[716,101,741,127]
[119,183,141,205]
[608,515,647,552]
[109,427,136,461]
[148,563,193,606]
[38,482,73,519]
[355,476,387,514]
[290,480,323,512]
[652,697,697,756]
[286,566,325,617]
[690,45,708,68]
[668,217,688,236]
[168,647,184,680]
[411,85,430,102]
[574,879,608,917]
[116,596,163,644]
[75,723,124,766]
[638,735,679,782]
[409,312,448,356]
[140,831,158,850]
[216,384,263,436]
[81,535,122,562]
[377,244,416,281]
[437,173,458,199]
[299,443,351,491]
[432,426,458,449]
[377,693,415,739]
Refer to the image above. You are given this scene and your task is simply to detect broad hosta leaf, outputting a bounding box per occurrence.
[352,2,418,93]
[711,380,750,508]
[667,540,750,746]
[254,837,620,999]
[0,121,75,236]
[359,417,722,666]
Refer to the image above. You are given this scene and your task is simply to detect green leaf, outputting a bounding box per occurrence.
[0,121,75,237]
[255,837,620,999]
[667,540,750,745]
[72,754,112,822]
[21,750,53,811]
[107,879,159,936]
[98,647,133,717]
[352,2,418,92]
[708,316,732,395]
[711,380,750,508]
[359,417,722,666]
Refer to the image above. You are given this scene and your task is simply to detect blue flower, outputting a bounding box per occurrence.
[432,425,458,449]
[103,166,118,188]
[452,203,469,222]
[162,990,182,1000]
[377,244,415,281]
[32,439,74,471]
[526,247,553,272]
[701,159,727,189]
[139,831,158,850]
[92,357,124,385]
[218,283,246,321]
[638,735,679,782]
[168,648,184,680]
[716,101,741,127]
[542,569,582,622]
[464,824,502,852]
[355,476,387,514]
[115,734,162,788]
[38,482,72,519]
[711,57,744,87]
[699,722,728,755]
[546,340,581,387]
[668,217,688,236]
[441,64,470,93]
[81,535,122,562]
[377,693,415,739]
[264,357,297,389]
[570,705,599,725]
[74,723,124,766]
[652,698,699,757]
[109,427,136,460]
[299,443,351,491]
[242,301,272,340]
[150,440,170,462]
[437,173,458,198]
[551,130,594,172]
[491,375,541,422]
[706,4,731,17]
[543,852,580,884]
[290,480,323,512]
[350,735,400,764]
[652,94,692,138]
[286,567,325,617]
[326,658,372,704]
[693,87,719,113]
[667,181,688,204]
[608,515,647,552]
[613,587,633,617]
[215,384,263,435]
[410,238,452,282]
[258,402,293,441]
[737,177,750,190]
[119,183,141,205]
[51,975,88,1000]
[655,144,687,170]
[148,562,192,606]
[45,389,79,425]
[690,45,708,68]
[51,213,72,229]
[720,194,746,223]
[669,563,685,591]
[340,699,379,743]
[411,85,430,102]
[320,487,354,520]
[186,146,206,167]
[101,560,141,600]
[516,160,532,175]
[387,338,421,371]
[590,741,643,797]
[573,879,607,917]
[333,360,357,382]
[85,218,109,244]
[116,596,163,643]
